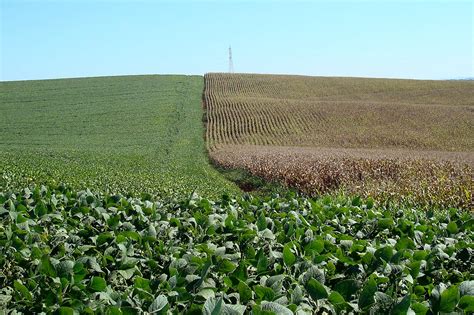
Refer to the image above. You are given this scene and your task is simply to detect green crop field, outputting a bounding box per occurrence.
[0,75,239,198]
[1,75,473,314]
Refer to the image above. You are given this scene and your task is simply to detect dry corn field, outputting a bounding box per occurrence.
[204,73,474,208]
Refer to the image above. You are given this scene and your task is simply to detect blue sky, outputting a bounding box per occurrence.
[1,0,472,81]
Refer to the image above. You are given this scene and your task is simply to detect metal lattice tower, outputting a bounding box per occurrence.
[228,46,234,73]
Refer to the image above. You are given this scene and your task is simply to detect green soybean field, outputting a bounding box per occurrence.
[1,187,472,314]
[0,75,239,198]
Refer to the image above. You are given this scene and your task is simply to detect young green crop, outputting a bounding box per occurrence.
[0,185,472,313]
[0,75,240,198]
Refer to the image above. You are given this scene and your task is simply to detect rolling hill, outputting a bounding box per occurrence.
[205,73,474,208]
[0,75,240,197]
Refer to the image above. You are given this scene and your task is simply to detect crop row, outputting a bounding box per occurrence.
[204,73,474,151]
[204,73,474,208]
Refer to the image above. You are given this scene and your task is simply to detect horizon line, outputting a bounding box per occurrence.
[2,72,473,83]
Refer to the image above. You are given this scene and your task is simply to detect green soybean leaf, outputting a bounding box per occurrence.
[352,196,361,206]
[334,279,359,301]
[413,250,429,261]
[57,307,75,315]
[395,237,415,250]
[118,268,136,280]
[374,246,393,262]
[218,259,236,273]
[446,222,458,234]
[106,306,123,315]
[306,278,328,300]
[257,251,268,274]
[329,291,346,308]
[34,201,48,217]
[391,295,411,315]
[411,302,429,315]
[257,213,266,231]
[89,276,107,292]
[408,261,421,278]
[97,232,114,246]
[378,217,394,230]
[13,280,32,301]
[260,301,293,315]
[203,297,223,315]
[73,262,87,283]
[458,295,474,312]
[305,239,325,254]
[254,285,275,301]
[252,306,276,315]
[232,262,248,282]
[366,197,374,209]
[283,243,296,267]
[439,285,459,312]
[358,277,377,310]
[56,260,75,278]
[39,255,57,277]
[291,284,303,304]
[134,277,151,292]
[238,281,252,304]
[197,289,215,300]
[149,295,168,313]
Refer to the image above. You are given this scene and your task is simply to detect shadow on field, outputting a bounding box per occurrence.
[213,164,296,197]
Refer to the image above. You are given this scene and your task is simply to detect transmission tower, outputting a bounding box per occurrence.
[228,46,234,73]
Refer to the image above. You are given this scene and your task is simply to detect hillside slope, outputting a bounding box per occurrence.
[205,73,473,208]
[0,75,239,197]
[205,73,473,151]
